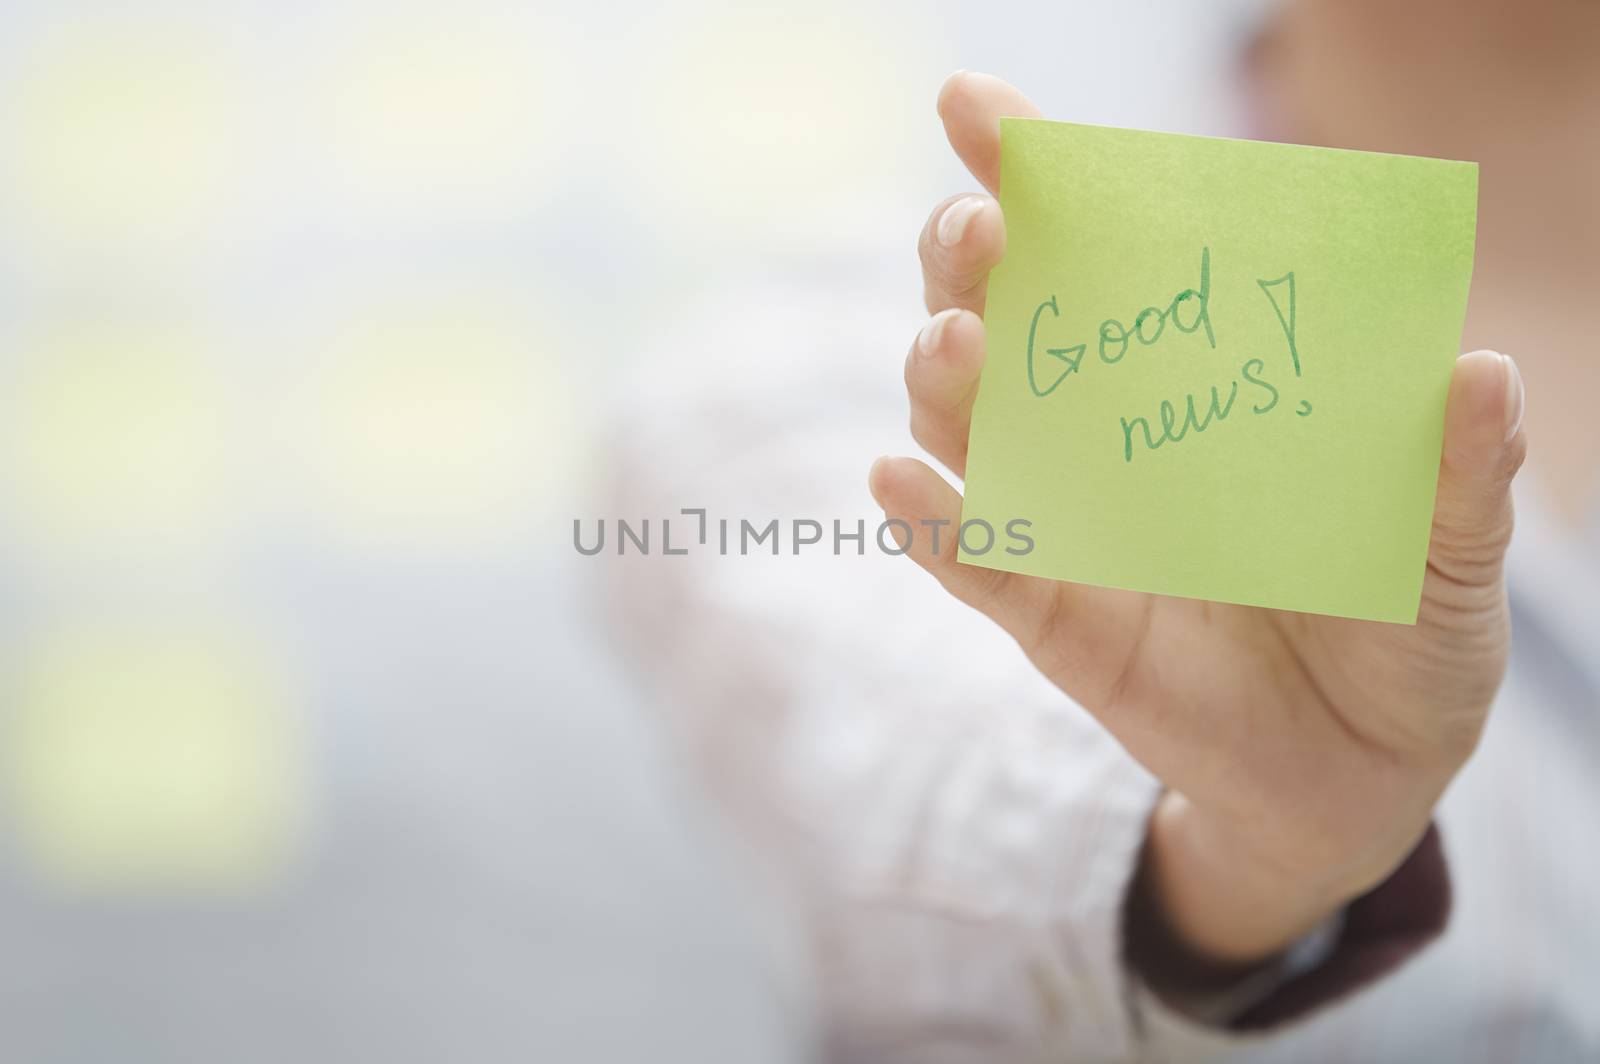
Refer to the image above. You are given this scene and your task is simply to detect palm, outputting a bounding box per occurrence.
[1005,578,1500,870]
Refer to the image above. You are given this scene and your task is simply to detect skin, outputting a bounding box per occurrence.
[871,71,1528,987]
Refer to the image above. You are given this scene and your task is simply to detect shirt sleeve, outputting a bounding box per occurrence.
[1236,822,1451,1027]
[1128,823,1452,1062]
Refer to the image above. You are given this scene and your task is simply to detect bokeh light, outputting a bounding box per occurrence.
[0,2,1293,1060]
[279,292,579,555]
[2,18,239,263]
[5,315,232,561]
[5,624,306,892]
[314,5,570,225]
[629,1,930,250]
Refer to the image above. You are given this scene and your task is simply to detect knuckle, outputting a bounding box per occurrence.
[908,406,931,452]
[919,197,994,312]
[1428,508,1514,585]
[908,406,954,464]
[928,256,983,303]
[955,560,1010,610]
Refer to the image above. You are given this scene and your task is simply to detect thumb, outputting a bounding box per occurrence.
[1427,349,1527,597]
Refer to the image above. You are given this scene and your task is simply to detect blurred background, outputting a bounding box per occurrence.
[0,1,1273,1060]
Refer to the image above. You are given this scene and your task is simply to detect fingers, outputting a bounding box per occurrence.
[905,308,985,476]
[867,455,1054,639]
[937,71,1042,194]
[919,72,1036,315]
[1425,350,1527,604]
[919,192,1006,314]
[867,455,1147,715]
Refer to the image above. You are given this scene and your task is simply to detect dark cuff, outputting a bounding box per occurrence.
[1231,821,1451,1030]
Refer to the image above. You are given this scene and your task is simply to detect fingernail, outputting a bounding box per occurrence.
[1501,353,1524,442]
[937,197,985,248]
[917,307,960,357]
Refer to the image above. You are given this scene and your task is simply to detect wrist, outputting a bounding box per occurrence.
[1133,789,1431,973]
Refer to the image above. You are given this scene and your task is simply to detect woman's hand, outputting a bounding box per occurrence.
[872,72,1526,977]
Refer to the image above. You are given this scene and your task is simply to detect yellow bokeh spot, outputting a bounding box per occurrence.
[289,296,577,552]
[7,319,230,556]
[318,8,565,217]
[635,4,923,244]
[5,627,306,892]
[5,21,235,252]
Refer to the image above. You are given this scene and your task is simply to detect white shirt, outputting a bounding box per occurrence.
[608,272,1600,1063]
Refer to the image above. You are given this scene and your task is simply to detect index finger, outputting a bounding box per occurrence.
[937,72,1043,194]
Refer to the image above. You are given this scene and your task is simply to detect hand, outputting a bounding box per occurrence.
[871,73,1526,980]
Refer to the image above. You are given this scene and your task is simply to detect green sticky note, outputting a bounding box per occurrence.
[958,119,1478,623]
